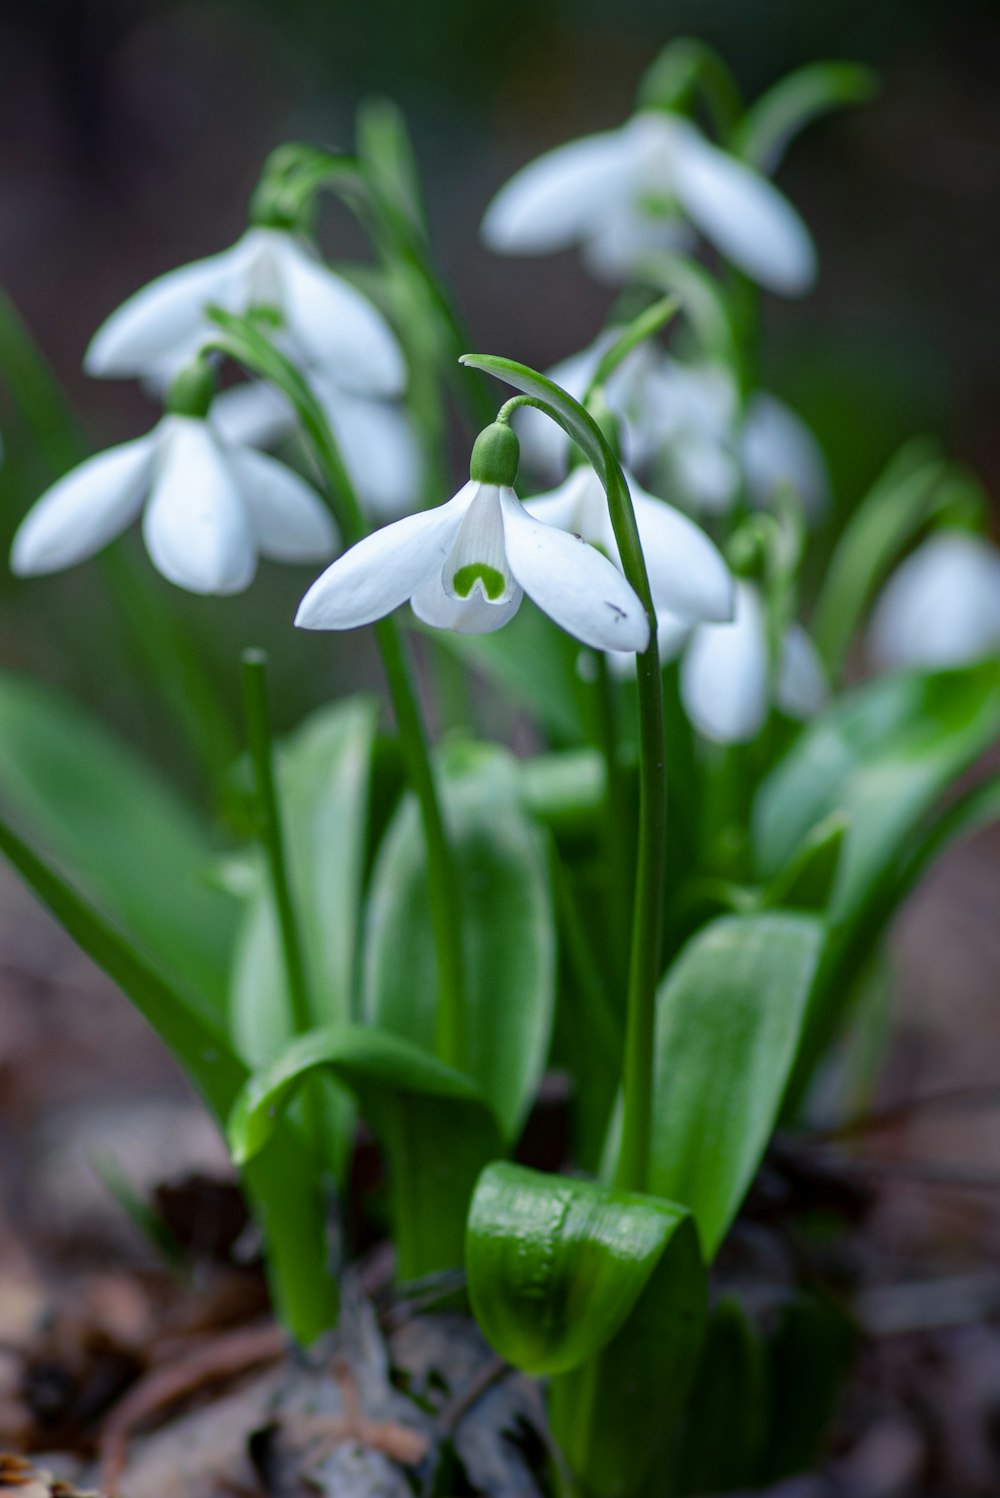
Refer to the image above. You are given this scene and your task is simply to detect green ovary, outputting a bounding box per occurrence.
[452,563,507,600]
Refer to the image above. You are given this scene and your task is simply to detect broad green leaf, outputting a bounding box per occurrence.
[734,62,879,172]
[671,1298,769,1494]
[229,1024,503,1279]
[810,440,948,676]
[467,1162,706,1498]
[0,671,237,1019]
[0,806,334,1341]
[753,662,1000,926]
[356,96,428,239]
[364,746,555,1142]
[648,913,825,1256]
[516,746,604,845]
[427,602,589,744]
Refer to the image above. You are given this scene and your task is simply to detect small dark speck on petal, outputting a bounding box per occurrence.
[606,602,626,620]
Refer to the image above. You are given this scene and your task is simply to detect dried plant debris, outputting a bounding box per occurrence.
[0,1454,99,1498]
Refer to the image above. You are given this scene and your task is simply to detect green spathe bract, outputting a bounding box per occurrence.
[467,1161,707,1498]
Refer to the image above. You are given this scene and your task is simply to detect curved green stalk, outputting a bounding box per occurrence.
[485,364,667,1194]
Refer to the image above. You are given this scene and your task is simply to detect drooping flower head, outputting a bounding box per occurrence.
[868,530,1000,670]
[10,364,337,595]
[482,111,816,294]
[296,421,650,654]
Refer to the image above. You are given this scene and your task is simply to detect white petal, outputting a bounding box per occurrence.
[295,482,475,631]
[777,624,828,718]
[581,198,693,284]
[680,582,769,743]
[274,238,406,396]
[227,447,338,562]
[868,532,1000,670]
[84,238,254,378]
[319,382,420,518]
[656,607,697,661]
[411,573,523,634]
[670,431,742,514]
[500,489,649,653]
[10,436,156,575]
[142,417,256,594]
[443,485,519,605]
[741,393,829,522]
[481,130,634,255]
[663,116,816,295]
[210,381,295,449]
[631,479,734,624]
[524,466,606,541]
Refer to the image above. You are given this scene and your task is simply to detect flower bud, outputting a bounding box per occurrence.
[470,421,520,487]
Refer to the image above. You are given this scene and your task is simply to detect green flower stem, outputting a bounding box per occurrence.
[208,313,467,1072]
[0,286,238,783]
[495,386,666,1193]
[591,652,632,996]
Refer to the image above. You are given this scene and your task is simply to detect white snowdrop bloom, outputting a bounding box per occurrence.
[679,581,827,743]
[211,375,420,519]
[741,392,829,522]
[10,415,338,595]
[525,463,734,632]
[85,227,406,397]
[296,423,649,653]
[868,531,1000,670]
[636,355,743,514]
[482,112,816,295]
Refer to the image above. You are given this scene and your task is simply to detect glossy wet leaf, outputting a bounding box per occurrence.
[364,745,555,1143]
[229,1024,503,1279]
[647,912,825,1257]
[467,1162,706,1498]
[0,671,238,1019]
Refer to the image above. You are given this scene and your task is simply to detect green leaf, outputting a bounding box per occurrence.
[647,913,825,1257]
[516,747,604,845]
[734,62,879,172]
[753,662,1000,927]
[0,783,335,1345]
[356,96,428,239]
[637,39,743,142]
[629,251,741,369]
[364,745,555,1142]
[810,440,948,676]
[467,1162,706,1498]
[0,671,237,1021]
[229,697,378,1180]
[762,810,848,911]
[671,1298,769,1494]
[229,1024,503,1279]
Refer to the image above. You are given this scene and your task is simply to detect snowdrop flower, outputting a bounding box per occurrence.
[525,463,734,635]
[10,414,337,595]
[85,226,405,397]
[741,393,829,523]
[868,531,1000,670]
[210,377,420,520]
[296,422,649,653]
[482,111,816,295]
[675,582,827,743]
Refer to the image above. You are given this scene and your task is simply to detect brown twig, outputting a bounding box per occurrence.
[438,1354,509,1435]
[808,1083,1000,1143]
[97,1323,285,1494]
[293,1357,428,1466]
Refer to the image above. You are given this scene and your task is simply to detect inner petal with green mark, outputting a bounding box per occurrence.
[444,486,516,605]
